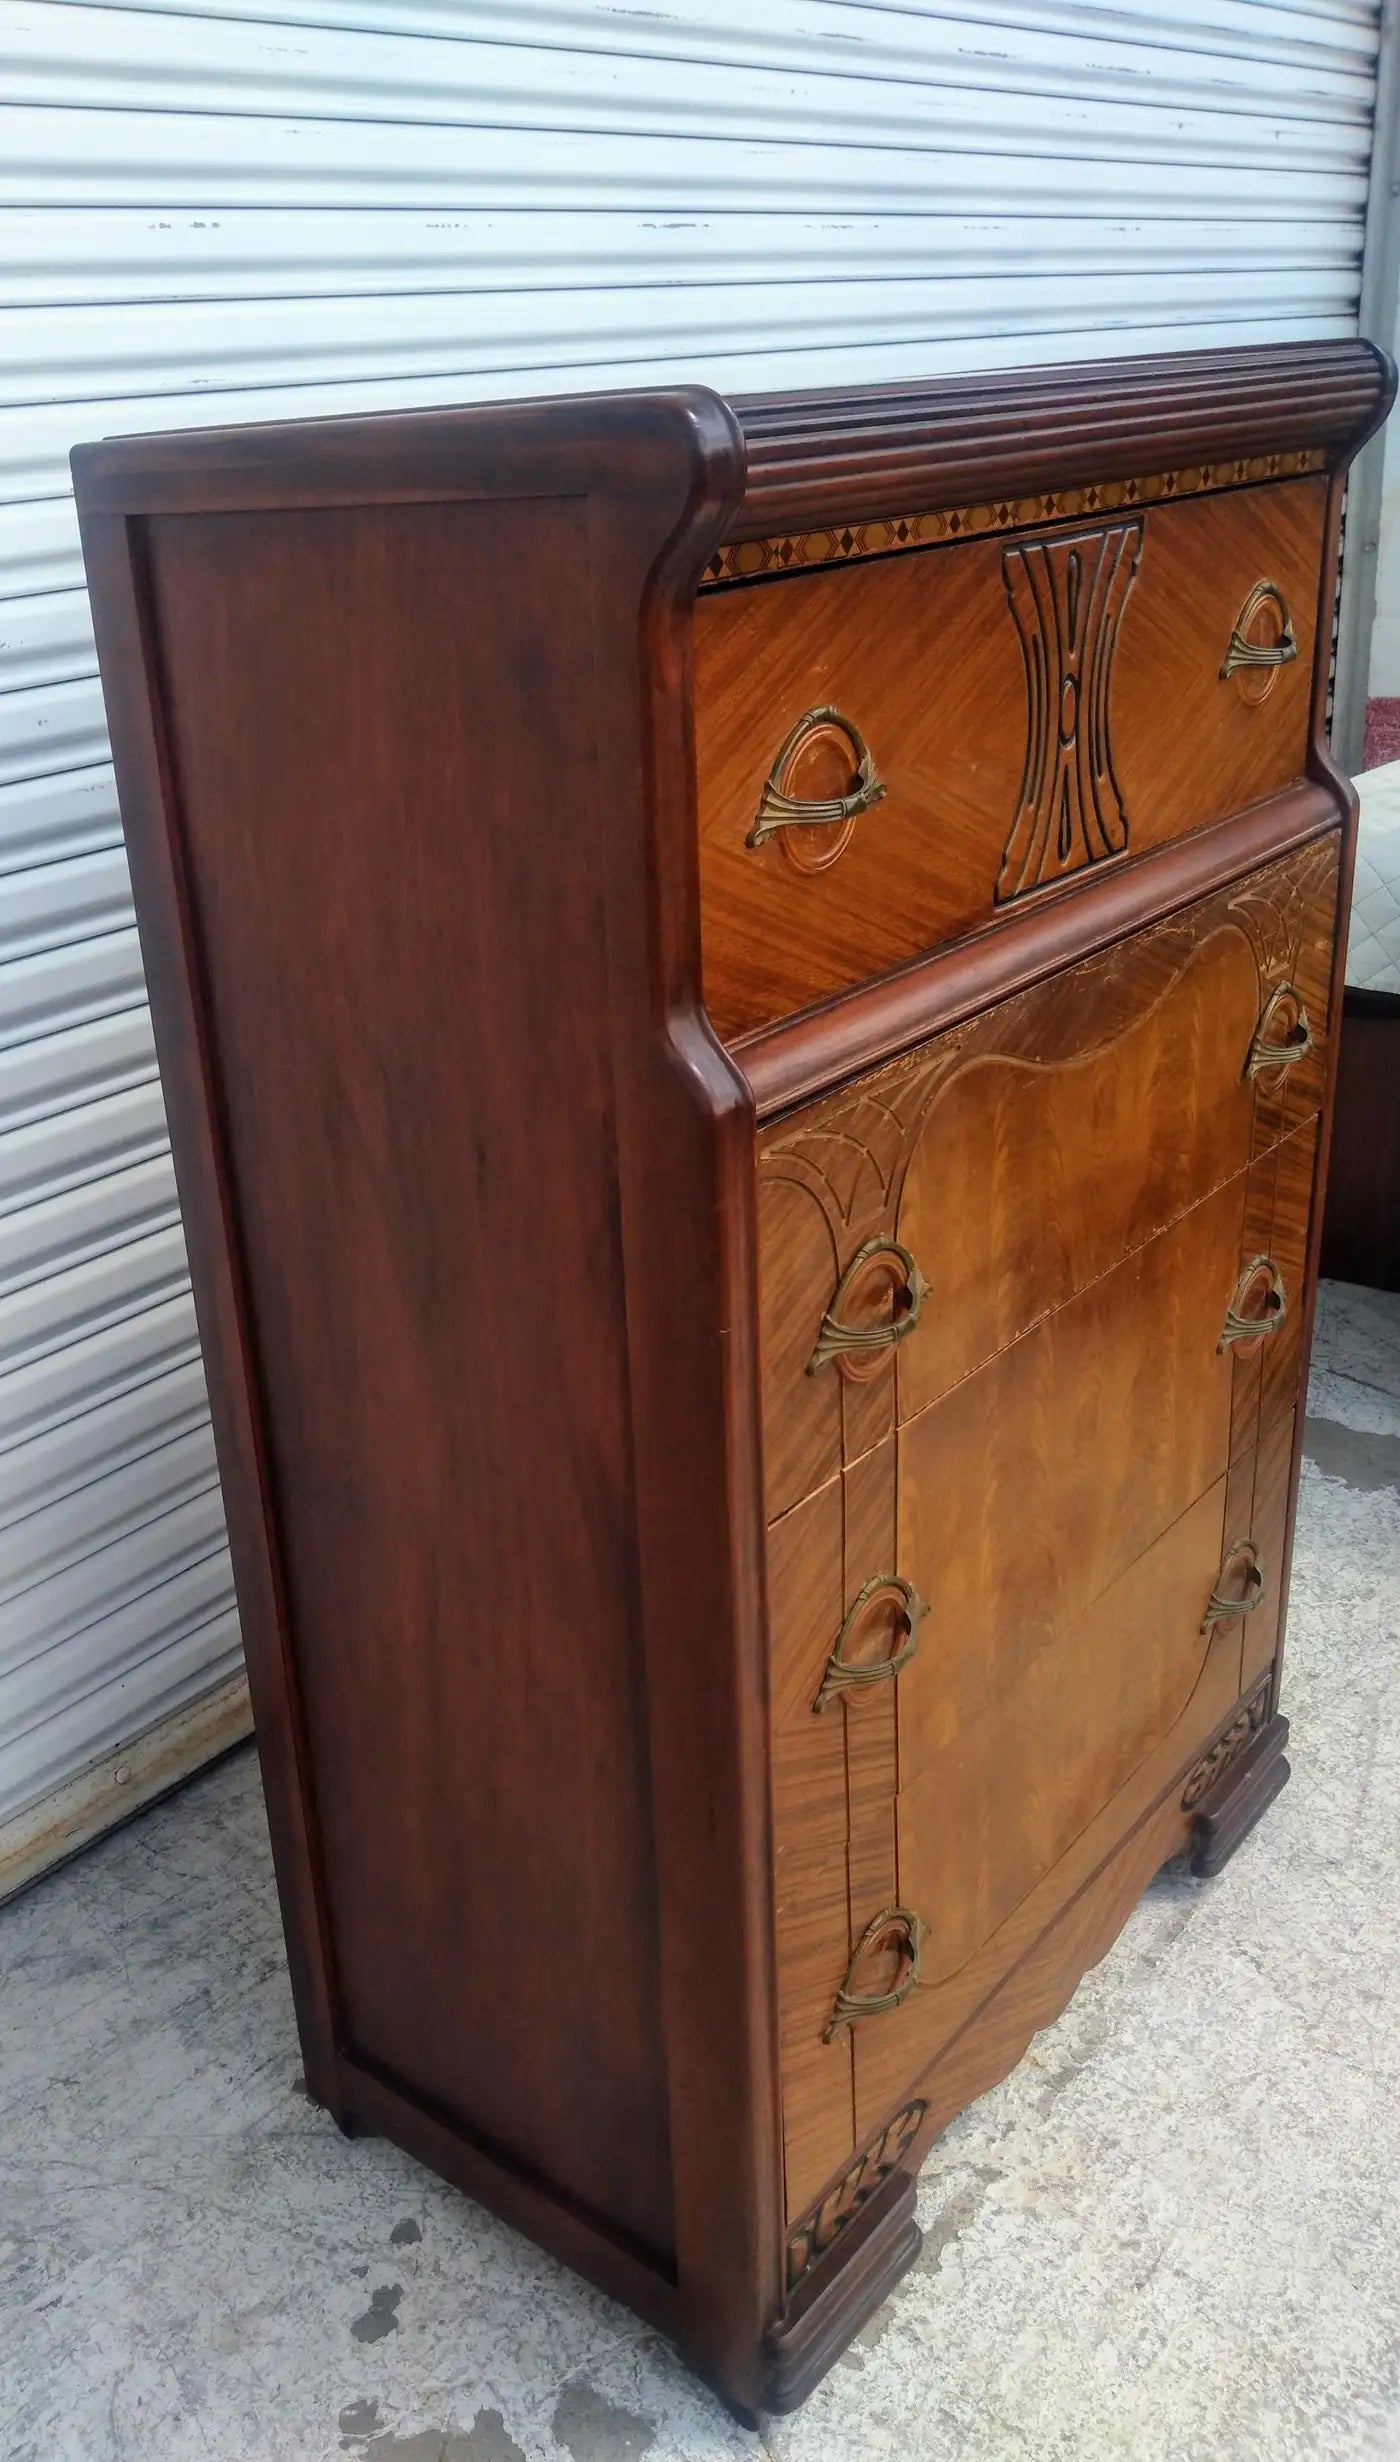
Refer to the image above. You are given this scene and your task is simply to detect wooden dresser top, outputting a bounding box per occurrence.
[723,339,1393,542]
[72,339,1392,540]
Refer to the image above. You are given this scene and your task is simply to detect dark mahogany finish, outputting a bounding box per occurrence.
[1322,989,1400,1290]
[74,338,1392,2420]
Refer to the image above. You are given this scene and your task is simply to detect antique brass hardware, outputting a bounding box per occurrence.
[1245,980,1314,1080]
[747,705,886,859]
[823,1907,923,2042]
[1221,579,1297,695]
[808,1238,929,1377]
[813,1573,927,1714]
[1202,1541,1266,1630]
[1218,1255,1287,1352]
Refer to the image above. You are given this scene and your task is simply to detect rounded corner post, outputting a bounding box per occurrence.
[588,388,779,2403]
[1362,336,1400,440]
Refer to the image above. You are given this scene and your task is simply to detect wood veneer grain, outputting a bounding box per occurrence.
[697,479,1327,1039]
[757,834,1340,1524]
[73,339,1391,2418]
[77,389,786,2415]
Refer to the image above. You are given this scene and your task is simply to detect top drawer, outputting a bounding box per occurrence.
[694,475,1327,1043]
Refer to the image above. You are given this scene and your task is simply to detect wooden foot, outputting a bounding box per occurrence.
[760,2172,921,2414]
[301,2063,373,2140]
[1189,1710,1290,1877]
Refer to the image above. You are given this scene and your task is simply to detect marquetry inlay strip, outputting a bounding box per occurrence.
[700,447,1328,589]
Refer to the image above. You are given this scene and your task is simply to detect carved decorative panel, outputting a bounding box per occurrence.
[1181,1673,1273,1809]
[996,520,1143,900]
[785,2099,926,2290]
[1228,837,1340,979]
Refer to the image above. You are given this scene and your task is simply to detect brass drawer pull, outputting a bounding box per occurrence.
[1246,980,1314,1079]
[823,1907,923,2042]
[747,705,886,856]
[1221,579,1297,693]
[813,1573,927,1713]
[1202,1540,1266,1630]
[808,1237,929,1378]
[1218,1255,1287,1352]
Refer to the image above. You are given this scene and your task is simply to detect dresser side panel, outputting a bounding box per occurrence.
[140,496,676,2254]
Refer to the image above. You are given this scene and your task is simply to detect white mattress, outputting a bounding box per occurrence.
[1348,761,1400,995]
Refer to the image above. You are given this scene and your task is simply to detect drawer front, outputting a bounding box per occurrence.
[853,1407,1298,2144]
[773,1405,1294,2231]
[768,1149,1309,1892]
[765,850,1335,2235]
[757,834,1338,1524]
[698,476,1327,1041]
[770,1227,1307,2229]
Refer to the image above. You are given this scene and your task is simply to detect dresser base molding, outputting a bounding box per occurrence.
[762,2173,922,2417]
[760,1683,1293,2405]
[757,1757,1204,2403]
[1189,1714,1292,1878]
[327,2054,683,2342]
[333,1679,1255,2417]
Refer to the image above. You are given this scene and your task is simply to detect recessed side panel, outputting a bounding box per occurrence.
[143,499,675,2259]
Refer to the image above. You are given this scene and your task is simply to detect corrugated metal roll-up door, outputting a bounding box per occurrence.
[0,0,1382,1889]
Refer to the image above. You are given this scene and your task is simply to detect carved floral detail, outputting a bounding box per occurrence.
[1227,840,1338,983]
[760,1048,962,1226]
[1181,1674,1273,1811]
[785,2099,927,2291]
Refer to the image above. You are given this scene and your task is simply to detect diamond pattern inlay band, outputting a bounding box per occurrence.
[700,450,1327,589]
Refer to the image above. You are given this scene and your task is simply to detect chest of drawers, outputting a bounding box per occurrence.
[75,338,1392,2421]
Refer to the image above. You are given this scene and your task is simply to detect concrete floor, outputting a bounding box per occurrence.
[3,1281,1400,2462]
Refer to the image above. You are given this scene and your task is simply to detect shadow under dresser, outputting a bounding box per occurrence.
[73,337,1393,2420]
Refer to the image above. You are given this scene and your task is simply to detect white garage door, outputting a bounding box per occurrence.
[0,0,1382,1888]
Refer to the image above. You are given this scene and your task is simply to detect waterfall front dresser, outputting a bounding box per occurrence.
[74,339,1393,2420]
